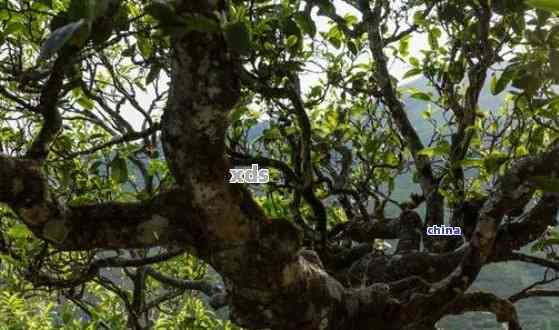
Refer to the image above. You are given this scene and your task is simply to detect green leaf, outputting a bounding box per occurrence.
[325,25,342,49]
[428,27,441,49]
[317,0,336,16]
[410,91,432,101]
[114,4,131,31]
[418,147,437,158]
[7,224,31,239]
[284,17,302,50]
[544,237,559,246]
[530,240,545,252]
[263,127,281,140]
[490,75,499,96]
[515,145,529,157]
[511,14,526,34]
[38,19,85,60]
[110,155,129,184]
[229,106,248,122]
[224,21,251,54]
[531,237,559,252]
[145,0,176,23]
[413,11,426,25]
[347,40,358,55]
[447,61,465,83]
[419,142,450,158]
[4,22,26,37]
[483,151,508,174]
[286,34,298,49]
[38,0,53,7]
[402,68,422,79]
[399,34,411,57]
[309,85,323,98]
[72,86,95,110]
[183,15,220,33]
[512,72,540,95]
[68,0,95,21]
[385,152,399,167]
[77,96,94,110]
[459,158,484,168]
[137,37,153,58]
[58,135,73,152]
[421,108,432,120]
[526,0,559,13]
[146,63,162,85]
[293,12,316,37]
[490,67,516,95]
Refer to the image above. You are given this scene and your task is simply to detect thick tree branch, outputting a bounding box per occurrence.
[240,65,328,243]
[398,140,559,324]
[8,1,559,329]
[0,154,203,249]
[448,2,495,239]
[492,193,559,259]
[337,210,421,255]
[360,0,444,252]
[445,292,521,330]
[281,78,329,243]
[477,141,559,261]
[154,2,352,328]
[398,144,559,322]
[26,52,75,162]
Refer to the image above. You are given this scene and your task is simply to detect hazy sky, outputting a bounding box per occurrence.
[324,0,428,81]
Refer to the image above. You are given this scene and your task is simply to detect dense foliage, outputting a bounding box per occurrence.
[2,0,559,329]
